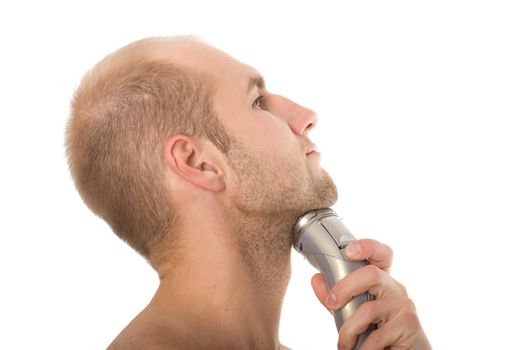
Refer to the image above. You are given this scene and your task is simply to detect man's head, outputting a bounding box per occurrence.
[65,36,337,268]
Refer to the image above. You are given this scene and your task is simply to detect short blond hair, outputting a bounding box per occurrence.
[65,37,231,260]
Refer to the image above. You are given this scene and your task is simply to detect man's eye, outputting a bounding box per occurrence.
[253,96,265,110]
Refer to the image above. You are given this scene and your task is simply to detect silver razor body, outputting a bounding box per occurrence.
[293,208,375,349]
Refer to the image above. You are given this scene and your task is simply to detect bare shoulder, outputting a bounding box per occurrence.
[106,313,152,350]
[106,311,186,350]
[107,332,182,350]
[106,334,145,350]
[106,325,182,350]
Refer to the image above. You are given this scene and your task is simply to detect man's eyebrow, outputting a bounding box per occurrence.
[246,75,266,94]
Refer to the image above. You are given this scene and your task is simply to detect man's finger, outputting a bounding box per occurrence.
[344,239,393,272]
[337,298,391,350]
[358,298,421,350]
[325,265,406,311]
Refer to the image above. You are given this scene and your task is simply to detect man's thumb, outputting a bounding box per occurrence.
[310,273,332,313]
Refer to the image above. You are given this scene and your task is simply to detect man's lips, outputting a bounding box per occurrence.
[306,144,319,156]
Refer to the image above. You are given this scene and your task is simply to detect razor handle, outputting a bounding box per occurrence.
[293,208,376,349]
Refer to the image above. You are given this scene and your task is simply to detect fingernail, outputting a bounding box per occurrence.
[326,291,337,307]
[345,241,361,258]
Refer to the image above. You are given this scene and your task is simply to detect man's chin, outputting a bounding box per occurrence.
[291,190,338,229]
[313,170,338,208]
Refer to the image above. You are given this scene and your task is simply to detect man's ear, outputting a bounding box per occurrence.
[164,135,225,192]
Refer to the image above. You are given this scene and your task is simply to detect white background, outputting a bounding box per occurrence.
[1,1,524,349]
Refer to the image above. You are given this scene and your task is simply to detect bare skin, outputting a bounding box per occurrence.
[105,39,431,350]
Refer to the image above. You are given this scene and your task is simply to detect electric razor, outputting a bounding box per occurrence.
[293,208,376,349]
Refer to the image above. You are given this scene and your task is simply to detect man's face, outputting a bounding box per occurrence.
[199,44,338,216]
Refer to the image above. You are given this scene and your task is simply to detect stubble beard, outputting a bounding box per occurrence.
[226,142,338,292]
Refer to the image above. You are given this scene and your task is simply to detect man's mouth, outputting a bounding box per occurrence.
[306,144,319,156]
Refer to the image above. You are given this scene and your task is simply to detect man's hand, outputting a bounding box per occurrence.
[310,239,431,350]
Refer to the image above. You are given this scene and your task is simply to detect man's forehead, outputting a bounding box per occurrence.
[150,40,264,92]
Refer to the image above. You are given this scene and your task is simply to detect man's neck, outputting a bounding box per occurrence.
[113,212,294,350]
[149,267,289,349]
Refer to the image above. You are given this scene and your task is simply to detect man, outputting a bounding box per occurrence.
[65,36,431,349]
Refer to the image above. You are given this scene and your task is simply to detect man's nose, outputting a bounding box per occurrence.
[285,99,318,136]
